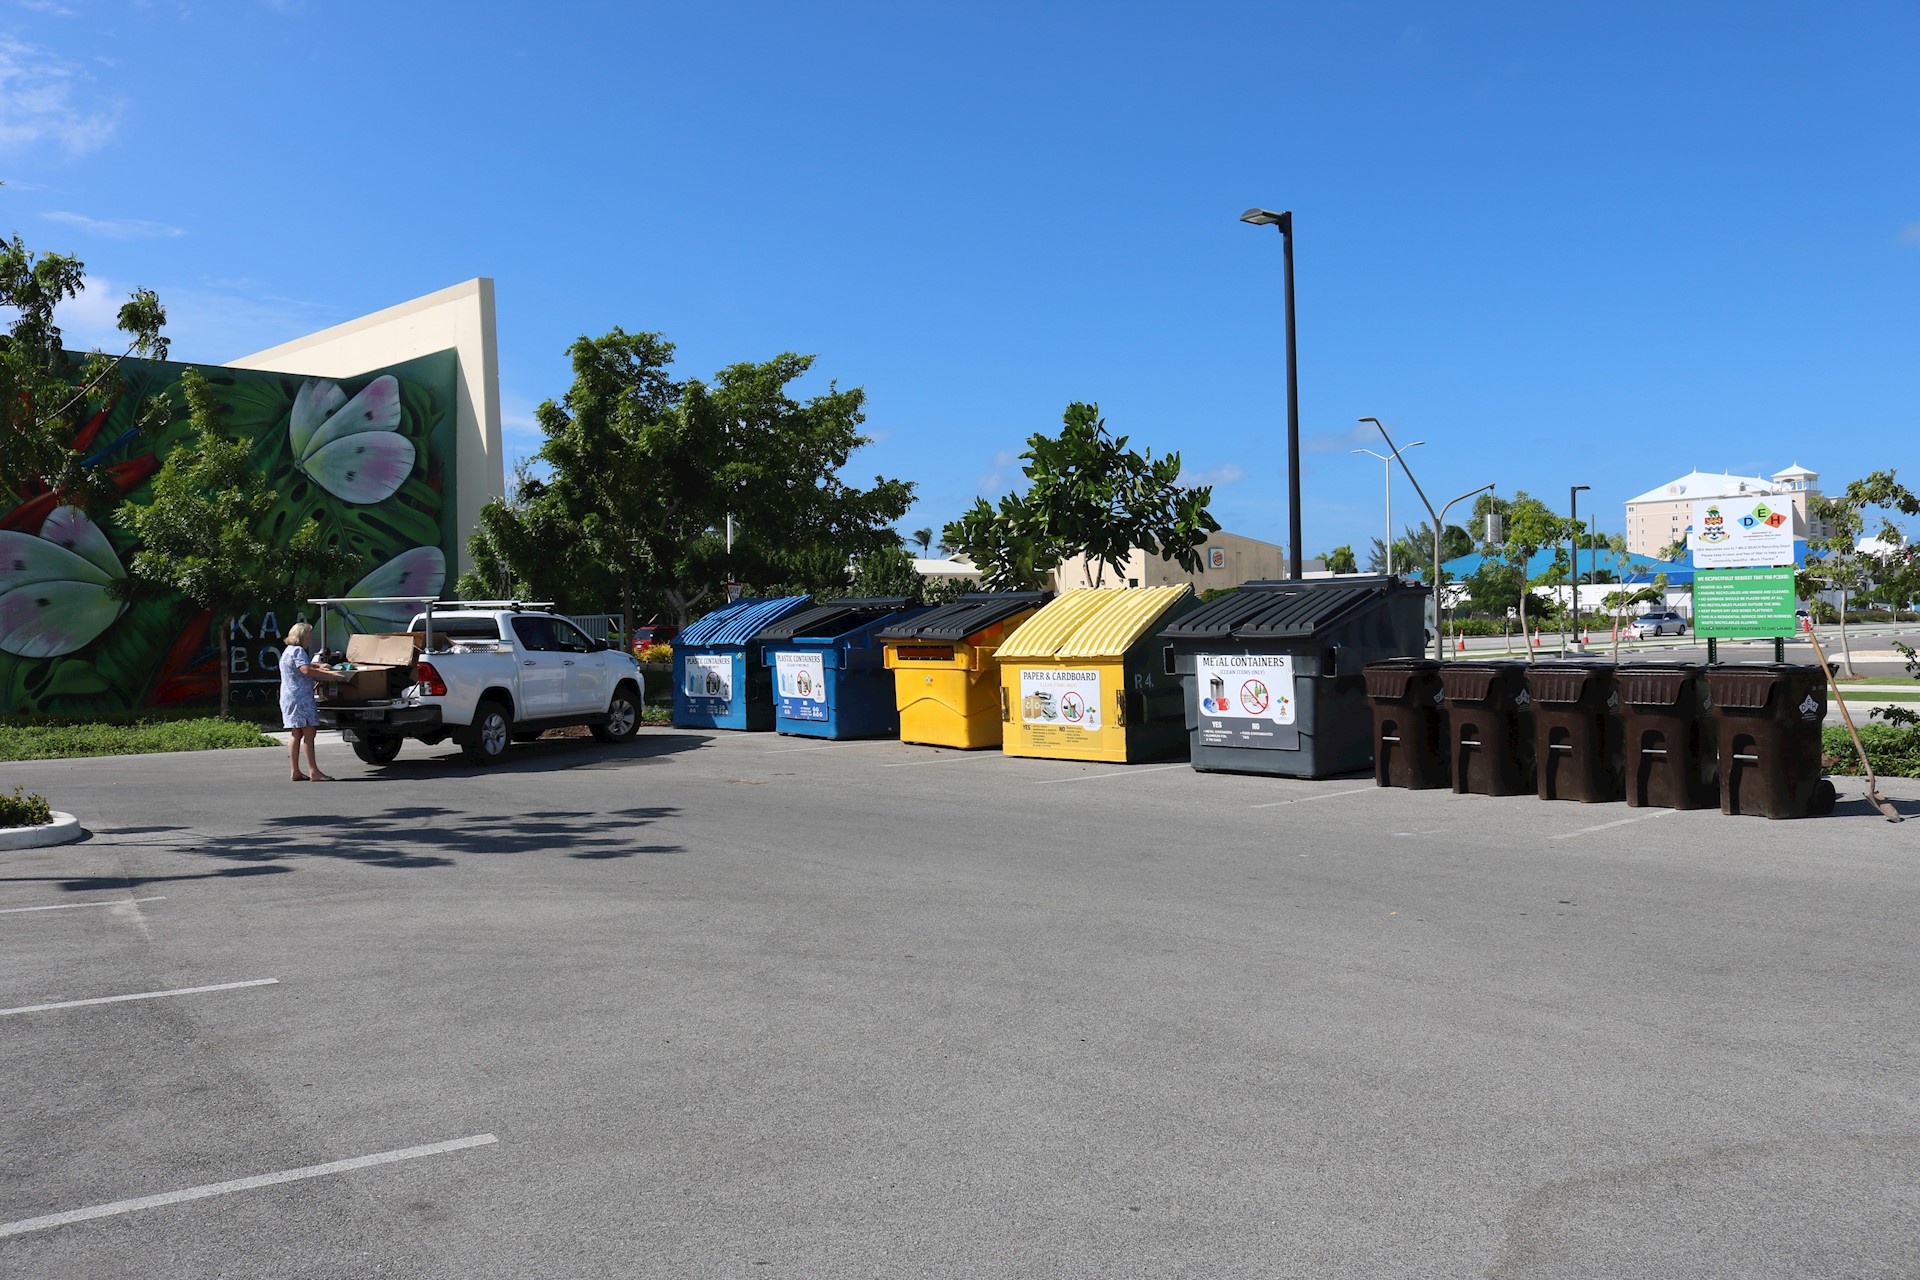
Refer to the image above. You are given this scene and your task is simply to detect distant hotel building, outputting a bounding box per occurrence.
[1624,464,1824,557]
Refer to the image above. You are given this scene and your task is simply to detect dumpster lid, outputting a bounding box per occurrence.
[877,592,1052,641]
[673,594,812,647]
[757,597,917,642]
[1161,575,1420,641]
[998,586,1192,660]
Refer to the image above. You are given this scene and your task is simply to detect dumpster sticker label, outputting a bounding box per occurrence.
[1019,669,1103,733]
[1689,498,1795,569]
[1195,653,1296,749]
[774,651,829,722]
[683,655,734,711]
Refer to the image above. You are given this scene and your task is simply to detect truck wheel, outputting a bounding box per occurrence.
[592,686,641,743]
[462,701,513,765]
[352,735,404,766]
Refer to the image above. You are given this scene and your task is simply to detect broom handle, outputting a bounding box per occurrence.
[1806,624,1881,796]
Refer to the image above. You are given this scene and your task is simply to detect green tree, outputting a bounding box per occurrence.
[123,370,354,716]
[1796,471,1920,677]
[0,229,171,514]
[909,527,934,555]
[461,330,915,627]
[942,402,1219,591]
[848,546,926,602]
[1655,538,1689,563]
[1488,492,1565,661]
[1321,544,1358,574]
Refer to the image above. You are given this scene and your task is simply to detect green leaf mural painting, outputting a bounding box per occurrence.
[0,349,460,715]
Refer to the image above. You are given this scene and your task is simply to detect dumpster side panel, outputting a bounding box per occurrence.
[1000,659,1130,762]
[896,666,1002,748]
[672,646,771,731]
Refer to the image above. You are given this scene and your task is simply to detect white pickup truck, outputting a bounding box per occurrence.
[308,597,646,767]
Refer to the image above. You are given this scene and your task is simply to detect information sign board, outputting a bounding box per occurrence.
[1694,567,1796,638]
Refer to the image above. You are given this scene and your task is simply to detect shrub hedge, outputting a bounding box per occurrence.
[0,716,276,762]
[1822,723,1920,778]
[0,786,54,828]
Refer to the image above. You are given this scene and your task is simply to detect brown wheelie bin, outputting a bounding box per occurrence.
[1526,660,1623,803]
[1706,664,1836,819]
[1364,658,1448,789]
[1616,662,1715,809]
[1440,660,1534,796]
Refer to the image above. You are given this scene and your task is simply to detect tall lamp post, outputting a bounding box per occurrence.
[1353,441,1424,574]
[1360,416,1494,661]
[1240,207,1302,579]
[1568,484,1590,653]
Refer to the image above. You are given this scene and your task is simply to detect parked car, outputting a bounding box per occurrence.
[1626,610,1688,639]
[313,601,647,766]
[630,625,675,653]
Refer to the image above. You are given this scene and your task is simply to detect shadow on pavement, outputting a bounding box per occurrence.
[336,732,712,781]
[186,804,684,870]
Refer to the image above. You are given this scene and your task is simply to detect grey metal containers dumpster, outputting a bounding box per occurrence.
[1162,576,1428,778]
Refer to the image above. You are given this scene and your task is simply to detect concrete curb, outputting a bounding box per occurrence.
[0,811,84,850]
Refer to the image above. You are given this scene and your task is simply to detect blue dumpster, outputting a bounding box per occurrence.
[671,594,813,731]
[759,597,934,739]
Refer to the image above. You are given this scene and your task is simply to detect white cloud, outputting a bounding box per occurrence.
[1180,463,1247,488]
[0,37,121,157]
[977,448,1019,495]
[1303,422,1383,454]
[16,1,81,16]
[499,389,542,452]
[43,210,185,240]
[49,271,125,348]
[1899,221,1920,246]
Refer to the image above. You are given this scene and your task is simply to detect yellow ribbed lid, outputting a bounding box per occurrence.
[996,589,1113,659]
[997,585,1192,660]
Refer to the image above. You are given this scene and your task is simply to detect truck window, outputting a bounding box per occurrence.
[413,616,501,643]
[552,619,598,652]
[512,616,560,652]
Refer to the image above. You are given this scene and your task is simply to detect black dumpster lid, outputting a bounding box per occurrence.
[756,597,916,641]
[876,592,1053,641]
[1161,575,1421,641]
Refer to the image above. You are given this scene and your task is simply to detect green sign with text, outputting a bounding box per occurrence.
[1694,566,1797,638]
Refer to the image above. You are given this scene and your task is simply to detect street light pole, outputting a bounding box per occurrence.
[1360,416,1493,661]
[1353,442,1424,576]
[1240,208,1302,579]
[1569,484,1590,654]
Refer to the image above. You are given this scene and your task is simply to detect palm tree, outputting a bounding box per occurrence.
[910,527,934,555]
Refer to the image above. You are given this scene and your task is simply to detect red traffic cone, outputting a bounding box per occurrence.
[1457,635,1466,652]
[1582,629,1590,645]
[1531,631,1541,648]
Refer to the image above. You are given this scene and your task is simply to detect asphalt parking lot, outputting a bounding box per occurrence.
[4,729,1918,1279]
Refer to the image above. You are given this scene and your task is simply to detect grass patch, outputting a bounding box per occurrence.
[0,715,277,762]
[1823,722,1920,778]
[641,704,672,726]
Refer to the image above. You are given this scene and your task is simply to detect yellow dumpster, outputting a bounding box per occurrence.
[997,585,1198,763]
[881,591,1053,749]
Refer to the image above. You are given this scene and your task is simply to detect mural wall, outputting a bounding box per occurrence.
[0,349,460,714]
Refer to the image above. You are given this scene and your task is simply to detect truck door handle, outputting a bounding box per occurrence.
[563,660,575,666]
[524,660,536,666]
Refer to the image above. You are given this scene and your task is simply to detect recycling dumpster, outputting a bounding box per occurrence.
[1706,664,1835,819]
[1440,660,1535,796]
[881,591,1052,749]
[1526,660,1623,803]
[998,586,1197,764]
[760,597,934,740]
[1163,576,1428,778]
[1616,662,1716,810]
[1364,657,1449,789]
[671,594,813,731]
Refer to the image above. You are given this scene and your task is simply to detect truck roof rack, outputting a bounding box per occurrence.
[306,597,557,612]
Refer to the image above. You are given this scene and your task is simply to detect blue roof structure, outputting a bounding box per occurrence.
[674,594,812,647]
[1420,548,1670,582]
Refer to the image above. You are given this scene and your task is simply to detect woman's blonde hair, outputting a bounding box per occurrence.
[286,622,316,649]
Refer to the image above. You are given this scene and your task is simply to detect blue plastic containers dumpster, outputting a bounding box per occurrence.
[670,594,813,731]
[758,597,935,739]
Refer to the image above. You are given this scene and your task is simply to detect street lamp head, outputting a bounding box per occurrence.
[1572,484,1591,493]
[1240,208,1291,232]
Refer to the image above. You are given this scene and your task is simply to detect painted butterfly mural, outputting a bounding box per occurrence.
[0,507,127,658]
[330,546,448,638]
[290,374,415,504]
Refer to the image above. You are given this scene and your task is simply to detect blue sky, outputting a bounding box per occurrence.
[3,0,1915,557]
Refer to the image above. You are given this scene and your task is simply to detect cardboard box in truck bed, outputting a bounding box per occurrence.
[325,633,422,704]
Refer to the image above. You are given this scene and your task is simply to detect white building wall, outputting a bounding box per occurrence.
[227,279,505,576]
[1050,530,1289,592]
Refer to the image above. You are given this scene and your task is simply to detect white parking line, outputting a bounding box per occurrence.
[0,1133,498,1239]
[1032,763,1188,784]
[0,896,166,916]
[1249,786,1375,810]
[0,978,278,1017]
[1549,810,1675,841]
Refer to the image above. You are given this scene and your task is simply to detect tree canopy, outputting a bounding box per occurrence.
[0,229,170,515]
[460,330,915,626]
[942,402,1219,591]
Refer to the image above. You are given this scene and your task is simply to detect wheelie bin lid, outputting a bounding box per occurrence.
[876,592,1052,642]
[998,586,1192,660]
[757,597,918,643]
[1161,575,1421,641]
[674,594,812,647]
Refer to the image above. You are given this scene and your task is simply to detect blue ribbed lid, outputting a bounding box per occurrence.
[674,595,813,646]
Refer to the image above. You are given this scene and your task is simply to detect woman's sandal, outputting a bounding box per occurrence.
[310,773,336,782]
[290,773,309,782]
